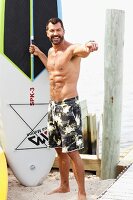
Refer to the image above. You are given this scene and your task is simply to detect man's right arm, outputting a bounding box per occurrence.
[29,44,47,67]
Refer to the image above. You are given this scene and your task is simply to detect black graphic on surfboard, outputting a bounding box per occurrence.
[4,0,58,80]
[9,103,49,150]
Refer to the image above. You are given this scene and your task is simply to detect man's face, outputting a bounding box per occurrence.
[46,22,64,45]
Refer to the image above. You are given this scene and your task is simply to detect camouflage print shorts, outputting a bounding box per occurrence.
[47,96,84,153]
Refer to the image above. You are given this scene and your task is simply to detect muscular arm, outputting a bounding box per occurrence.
[71,41,98,58]
[29,44,47,67]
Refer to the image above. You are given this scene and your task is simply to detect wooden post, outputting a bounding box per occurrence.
[101,9,125,179]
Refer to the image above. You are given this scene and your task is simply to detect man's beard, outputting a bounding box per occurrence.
[50,35,64,45]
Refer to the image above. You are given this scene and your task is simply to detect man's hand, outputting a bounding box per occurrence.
[29,44,41,56]
[85,41,98,53]
[29,44,48,67]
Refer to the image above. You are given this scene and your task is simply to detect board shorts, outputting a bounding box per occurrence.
[47,96,84,153]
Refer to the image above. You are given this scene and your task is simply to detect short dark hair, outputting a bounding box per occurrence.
[46,17,64,31]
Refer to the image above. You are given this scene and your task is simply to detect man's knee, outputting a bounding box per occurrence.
[68,150,80,159]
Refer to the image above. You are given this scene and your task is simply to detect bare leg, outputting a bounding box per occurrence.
[68,150,87,200]
[48,148,70,194]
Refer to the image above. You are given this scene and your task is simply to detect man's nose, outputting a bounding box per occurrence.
[53,31,58,35]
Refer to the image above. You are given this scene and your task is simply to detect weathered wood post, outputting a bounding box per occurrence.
[101,9,125,179]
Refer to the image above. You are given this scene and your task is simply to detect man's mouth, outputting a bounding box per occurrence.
[52,36,60,41]
[50,35,64,45]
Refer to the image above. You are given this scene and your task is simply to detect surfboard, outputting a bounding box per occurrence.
[0,145,8,200]
[0,0,62,186]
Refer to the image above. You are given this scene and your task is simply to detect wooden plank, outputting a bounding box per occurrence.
[98,164,133,199]
[79,100,99,155]
[79,100,92,154]
[80,100,88,118]
[80,115,91,154]
[89,114,97,155]
[117,148,133,175]
[52,154,101,176]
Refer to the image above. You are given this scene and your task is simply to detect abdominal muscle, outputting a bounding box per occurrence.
[50,75,78,102]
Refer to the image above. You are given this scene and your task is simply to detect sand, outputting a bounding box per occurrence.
[7,168,115,200]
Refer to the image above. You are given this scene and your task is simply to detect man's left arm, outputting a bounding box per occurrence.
[72,41,98,58]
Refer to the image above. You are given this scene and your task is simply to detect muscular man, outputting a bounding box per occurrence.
[29,18,98,200]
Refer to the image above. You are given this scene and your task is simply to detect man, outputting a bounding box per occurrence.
[29,17,98,200]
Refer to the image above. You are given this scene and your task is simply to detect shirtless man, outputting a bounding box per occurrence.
[29,18,98,200]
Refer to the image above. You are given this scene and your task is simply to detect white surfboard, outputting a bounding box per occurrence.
[0,0,62,186]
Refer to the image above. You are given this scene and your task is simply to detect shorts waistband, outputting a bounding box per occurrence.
[50,96,79,104]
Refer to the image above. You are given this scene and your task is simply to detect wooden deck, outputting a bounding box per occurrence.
[98,163,133,200]
[52,146,133,177]
[53,154,101,176]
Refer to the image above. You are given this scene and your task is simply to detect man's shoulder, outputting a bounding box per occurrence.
[48,47,54,55]
[66,42,80,51]
[65,43,81,58]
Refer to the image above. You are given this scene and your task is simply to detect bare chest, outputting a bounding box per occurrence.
[47,53,66,72]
